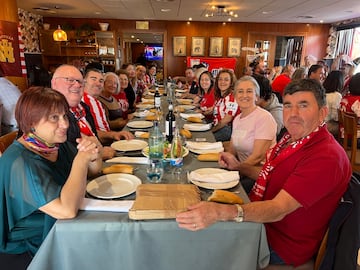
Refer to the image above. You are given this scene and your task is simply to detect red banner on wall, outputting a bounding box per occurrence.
[187,57,237,77]
[0,20,22,76]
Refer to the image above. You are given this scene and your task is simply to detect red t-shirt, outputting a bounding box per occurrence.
[271,74,291,96]
[264,127,351,266]
[199,88,215,120]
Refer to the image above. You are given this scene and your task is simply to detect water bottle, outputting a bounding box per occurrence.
[154,87,161,110]
[165,103,176,143]
[170,128,185,182]
[147,121,164,183]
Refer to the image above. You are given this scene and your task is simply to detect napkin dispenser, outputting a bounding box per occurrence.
[129,184,200,220]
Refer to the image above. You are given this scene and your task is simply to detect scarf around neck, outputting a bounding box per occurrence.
[23,132,59,154]
[249,124,325,201]
[70,104,95,137]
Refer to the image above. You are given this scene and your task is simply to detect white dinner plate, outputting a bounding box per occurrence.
[180,113,205,120]
[111,139,148,151]
[175,88,187,93]
[133,111,155,118]
[188,147,224,154]
[188,168,239,190]
[183,123,212,131]
[127,120,154,129]
[86,173,141,199]
[142,146,189,160]
[137,103,154,109]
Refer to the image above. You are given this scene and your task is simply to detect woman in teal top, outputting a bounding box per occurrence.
[0,87,102,269]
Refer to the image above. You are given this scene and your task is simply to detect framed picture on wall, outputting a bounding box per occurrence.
[228,37,241,57]
[191,37,205,56]
[173,36,186,56]
[209,37,223,57]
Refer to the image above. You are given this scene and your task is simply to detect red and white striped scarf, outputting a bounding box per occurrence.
[70,104,95,137]
[249,124,325,201]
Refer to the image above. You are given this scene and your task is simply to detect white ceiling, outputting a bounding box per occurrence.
[17,0,360,24]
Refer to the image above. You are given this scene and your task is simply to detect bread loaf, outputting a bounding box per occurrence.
[145,115,158,121]
[208,190,244,205]
[102,164,134,174]
[187,116,203,123]
[197,153,219,161]
[139,132,150,139]
[180,129,192,139]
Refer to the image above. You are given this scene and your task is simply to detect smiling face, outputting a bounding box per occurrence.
[84,70,104,98]
[283,91,327,141]
[51,65,84,108]
[103,74,119,95]
[199,73,212,92]
[234,80,257,111]
[217,72,232,94]
[119,73,129,90]
[33,110,69,144]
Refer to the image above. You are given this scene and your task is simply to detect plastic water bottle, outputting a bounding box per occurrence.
[147,121,164,183]
[170,128,185,182]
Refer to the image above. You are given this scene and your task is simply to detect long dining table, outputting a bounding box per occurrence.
[27,94,270,270]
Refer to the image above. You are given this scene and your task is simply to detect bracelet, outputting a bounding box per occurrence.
[234,204,244,223]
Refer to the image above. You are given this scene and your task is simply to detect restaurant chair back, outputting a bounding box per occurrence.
[315,172,360,270]
[339,110,360,172]
[0,130,18,153]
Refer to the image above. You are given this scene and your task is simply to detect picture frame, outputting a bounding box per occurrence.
[209,37,223,57]
[191,37,205,56]
[228,37,241,57]
[173,36,186,56]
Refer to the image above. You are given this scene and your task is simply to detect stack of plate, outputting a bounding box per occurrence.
[186,141,224,154]
[188,168,239,189]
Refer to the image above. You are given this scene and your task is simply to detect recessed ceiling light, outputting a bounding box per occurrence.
[262,11,272,15]
[188,17,192,21]
[131,35,135,38]
[297,15,314,19]
[161,9,171,12]
[320,20,324,23]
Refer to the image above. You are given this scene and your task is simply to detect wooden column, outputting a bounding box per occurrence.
[0,0,27,91]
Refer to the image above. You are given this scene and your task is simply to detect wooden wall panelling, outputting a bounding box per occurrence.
[43,18,330,80]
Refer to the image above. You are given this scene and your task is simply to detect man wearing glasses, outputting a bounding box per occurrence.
[51,64,114,159]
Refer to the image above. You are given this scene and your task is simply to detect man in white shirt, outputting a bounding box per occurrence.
[0,66,21,127]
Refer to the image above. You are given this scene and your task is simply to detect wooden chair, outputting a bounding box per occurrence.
[0,130,18,153]
[339,110,360,172]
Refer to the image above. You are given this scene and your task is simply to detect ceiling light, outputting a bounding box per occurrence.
[204,5,238,19]
[53,25,67,41]
[161,9,171,12]
[131,35,135,38]
[188,17,192,21]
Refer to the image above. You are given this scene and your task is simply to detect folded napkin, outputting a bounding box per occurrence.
[189,170,239,183]
[183,123,212,131]
[80,198,134,212]
[186,141,223,150]
[106,157,149,164]
[180,113,204,120]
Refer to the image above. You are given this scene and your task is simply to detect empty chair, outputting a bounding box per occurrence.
[339,110,360,172]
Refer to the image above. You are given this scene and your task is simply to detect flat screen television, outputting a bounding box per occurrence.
[145,46,163,61]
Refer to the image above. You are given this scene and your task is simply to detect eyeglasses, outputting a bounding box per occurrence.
[55,77,84,85]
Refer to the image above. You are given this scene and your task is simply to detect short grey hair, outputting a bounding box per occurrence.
[235,76,260,96]
[103,72,120,94]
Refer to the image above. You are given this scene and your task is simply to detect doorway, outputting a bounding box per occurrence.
[121,32,165,83]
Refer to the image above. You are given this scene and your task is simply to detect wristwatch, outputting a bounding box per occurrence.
[234,204,244,223]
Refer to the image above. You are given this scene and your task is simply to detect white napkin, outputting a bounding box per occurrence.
[134,110,154,118]
[183,123,212,131]
[189,170,239,183]
[186,141,223,150]
[180,113,204,120]
[80,198,134,212]
[105,157,149,164]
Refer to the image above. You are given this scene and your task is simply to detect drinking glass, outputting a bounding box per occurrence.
[146,160,164,183]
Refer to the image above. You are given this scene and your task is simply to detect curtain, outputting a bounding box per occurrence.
[334,29,355,57]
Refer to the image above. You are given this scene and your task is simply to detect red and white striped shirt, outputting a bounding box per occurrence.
[82,92,110,132]
[213,92,239,126]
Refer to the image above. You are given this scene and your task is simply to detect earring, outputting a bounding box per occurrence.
[30,127,36,133]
